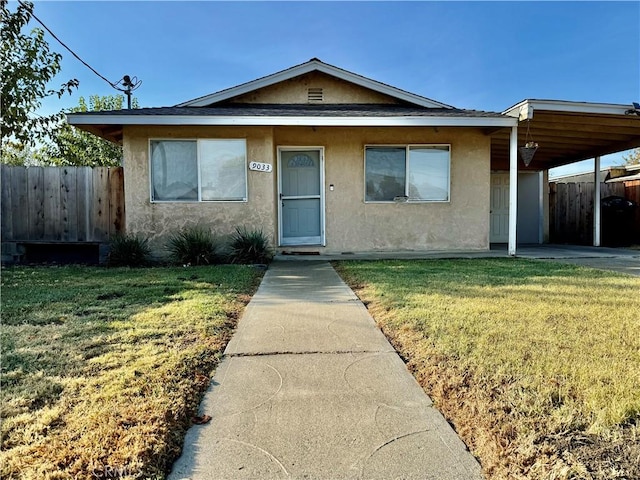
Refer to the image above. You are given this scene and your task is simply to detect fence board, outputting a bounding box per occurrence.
[549,182,557,242]
[76,167,91,242]
[27,167,45,240]
[582,182,594,244]
[1,166,124,244]
[43,167,61,241]
[60,167,78,242]
[11,166,29,240]
[567,183,578,243]
[109,167,125,236]
[625,181,640,240]
[91,168,110,241]
[1,165,13,240]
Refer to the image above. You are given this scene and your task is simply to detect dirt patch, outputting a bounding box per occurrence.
[550,430,640,479]
[380,322,640,480]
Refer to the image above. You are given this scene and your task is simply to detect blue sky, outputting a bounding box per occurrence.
[22,1,640,175]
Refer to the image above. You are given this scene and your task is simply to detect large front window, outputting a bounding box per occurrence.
[150,139,247,202]
[365,145,450,202]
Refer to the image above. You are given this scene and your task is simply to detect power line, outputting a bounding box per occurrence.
[16,0,141,106]
[17,0,118,89]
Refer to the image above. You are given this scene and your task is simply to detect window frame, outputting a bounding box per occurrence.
[149,138,248,203]
[363,144,451,203]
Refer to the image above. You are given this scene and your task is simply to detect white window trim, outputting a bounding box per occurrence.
[149,138,248,203]
[363,144,451,204]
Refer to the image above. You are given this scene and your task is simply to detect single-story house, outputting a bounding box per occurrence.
[67,59,640,256]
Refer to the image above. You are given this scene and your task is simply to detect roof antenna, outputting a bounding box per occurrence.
[114,75,142,109]
[625,102,640,116]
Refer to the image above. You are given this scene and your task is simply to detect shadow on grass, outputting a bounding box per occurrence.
[0,264,263,478]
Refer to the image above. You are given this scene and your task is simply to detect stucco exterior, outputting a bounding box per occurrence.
[115,60,500,256]
[229,71,401,105]
[123,125,277,254]
[123,124,491,255]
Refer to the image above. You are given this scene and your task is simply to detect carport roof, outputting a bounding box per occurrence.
[490,99,640,171]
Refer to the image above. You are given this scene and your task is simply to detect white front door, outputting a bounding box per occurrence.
[490,173,510,243]
[278,148,325,246]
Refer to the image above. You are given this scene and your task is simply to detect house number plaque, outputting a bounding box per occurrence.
[249,161,272,173]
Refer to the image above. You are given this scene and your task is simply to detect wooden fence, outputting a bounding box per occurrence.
[549,181,638,245]
[1,165,124,244]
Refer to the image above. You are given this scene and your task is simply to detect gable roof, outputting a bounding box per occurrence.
[66,59,522,145]
[176,58,455,109]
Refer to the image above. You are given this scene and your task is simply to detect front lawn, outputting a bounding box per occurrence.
[335,259,640,480]
[1,265,263,479]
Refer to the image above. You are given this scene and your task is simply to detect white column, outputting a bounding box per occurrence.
[594,156,601,247]
[508,125,518,256]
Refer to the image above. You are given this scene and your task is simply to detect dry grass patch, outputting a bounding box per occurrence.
[335,259,640,480]
[1,265,263,479]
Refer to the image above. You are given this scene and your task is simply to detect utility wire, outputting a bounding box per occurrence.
[17,0,118,89]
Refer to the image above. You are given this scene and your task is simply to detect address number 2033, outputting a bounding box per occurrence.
[249,162,272,173]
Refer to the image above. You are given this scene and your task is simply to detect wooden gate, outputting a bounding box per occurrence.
[549,181,637,245]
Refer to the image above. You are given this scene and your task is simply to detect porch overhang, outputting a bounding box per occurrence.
[491,99,640,171]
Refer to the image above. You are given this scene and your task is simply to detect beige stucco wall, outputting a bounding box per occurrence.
[275,126,491,252]
[229,72,401,104]
[123,125,491,255]
[123,125,277,255]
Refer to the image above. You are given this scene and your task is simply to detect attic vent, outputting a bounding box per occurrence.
[308,88,324,102]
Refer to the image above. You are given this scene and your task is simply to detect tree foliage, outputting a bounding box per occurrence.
[0,0,78,151]
[622,148,640,166]
[46,95,138,167]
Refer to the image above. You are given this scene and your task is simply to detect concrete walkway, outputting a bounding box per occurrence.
[169,261,482,480]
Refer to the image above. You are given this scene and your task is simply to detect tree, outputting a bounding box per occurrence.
[1,0,78,154]
[46,95,138,167]
[622,148,640,166]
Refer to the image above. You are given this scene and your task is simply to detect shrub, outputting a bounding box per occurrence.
[228,227,273,264]
[107,234,151,267]
[167,226,219,266]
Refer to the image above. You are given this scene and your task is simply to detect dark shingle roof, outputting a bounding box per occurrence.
[70,103,506,119]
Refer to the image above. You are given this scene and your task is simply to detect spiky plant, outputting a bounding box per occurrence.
[166,226,219,266]
[228,226,273,265]
[107,234,151,267]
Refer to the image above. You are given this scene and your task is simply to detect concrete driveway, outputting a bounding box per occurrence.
[506,245,640,276]
[277,245,640,277]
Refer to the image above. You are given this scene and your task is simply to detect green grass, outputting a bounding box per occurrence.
[335,259,640,480]
[1,265,263,479]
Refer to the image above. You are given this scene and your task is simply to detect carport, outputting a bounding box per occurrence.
[489,99,640,255]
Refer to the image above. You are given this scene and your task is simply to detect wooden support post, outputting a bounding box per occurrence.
[594,156,601,247]
[508,125,518,256]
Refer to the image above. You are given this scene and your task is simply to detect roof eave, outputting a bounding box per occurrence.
[176,59,454,109]
[68,114,516,128]
[503,99,637,119]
